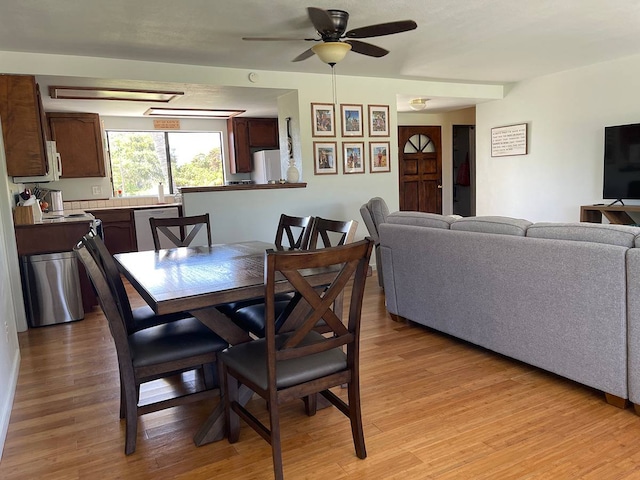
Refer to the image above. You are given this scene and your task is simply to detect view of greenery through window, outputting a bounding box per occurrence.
[107,131,224,197]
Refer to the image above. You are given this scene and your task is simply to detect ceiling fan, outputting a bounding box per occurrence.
[242,7,418,65]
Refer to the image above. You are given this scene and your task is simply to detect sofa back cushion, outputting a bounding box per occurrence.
[450,216,531,236]
[527,222,640,248]
[386,211,454,229]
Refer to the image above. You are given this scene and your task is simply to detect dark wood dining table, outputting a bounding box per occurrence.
[114,240,339,446]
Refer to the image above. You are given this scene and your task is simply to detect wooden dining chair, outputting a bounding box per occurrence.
[75,237,228,455]
[220,238,374,480]
[83,232,189,334]
[308,216,358,249]
[274,213,314,250]
[217,213,314,320]
[149,213,212,250]
[228,216,357,337]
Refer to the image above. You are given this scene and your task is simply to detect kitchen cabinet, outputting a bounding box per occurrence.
[47,112,106,178]
[0,75,49,177]
[227,117,279,173]
[87,208,136,254]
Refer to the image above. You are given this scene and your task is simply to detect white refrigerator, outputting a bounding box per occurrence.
[251,150,282,184]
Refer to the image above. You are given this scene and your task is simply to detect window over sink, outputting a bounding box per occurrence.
[106,130,225,197]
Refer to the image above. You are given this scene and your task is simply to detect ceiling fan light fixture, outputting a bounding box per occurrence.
[409,98,428,111]
[312,42,352,65]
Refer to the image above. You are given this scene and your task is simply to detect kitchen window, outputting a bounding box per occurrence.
[106,131,224,197]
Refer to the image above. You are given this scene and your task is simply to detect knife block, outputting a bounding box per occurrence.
[13,206,34,225]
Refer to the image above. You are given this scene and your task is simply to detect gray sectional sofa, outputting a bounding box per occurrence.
[379,211,640,408]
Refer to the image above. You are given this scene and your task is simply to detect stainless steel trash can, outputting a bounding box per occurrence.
[21,252,84,327]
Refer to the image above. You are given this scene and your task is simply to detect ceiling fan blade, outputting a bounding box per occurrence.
[345,20,417,39]
[345,40,389,58]
[307,7,335,34]
[242,36,317,41]
[292,48,316,62]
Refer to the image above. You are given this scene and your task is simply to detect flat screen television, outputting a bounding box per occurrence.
[603,123,640,201]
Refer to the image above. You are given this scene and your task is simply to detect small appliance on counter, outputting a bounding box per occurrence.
[48,190,64,212]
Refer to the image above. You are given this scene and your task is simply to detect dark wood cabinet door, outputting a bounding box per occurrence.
[248,118,278,147]
[47,112,106,178]
[0,75,48,177]
[228,117,252,173]
[102,223,136,254]
[87,209,136,254]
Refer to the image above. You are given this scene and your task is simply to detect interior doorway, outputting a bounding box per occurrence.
[397,125,442,213]
[452,125,475,217]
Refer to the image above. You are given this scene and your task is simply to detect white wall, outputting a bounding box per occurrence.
[0,120,25,460]
[476,53,640,222]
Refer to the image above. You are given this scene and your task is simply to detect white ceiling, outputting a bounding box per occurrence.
[4,0,640,116]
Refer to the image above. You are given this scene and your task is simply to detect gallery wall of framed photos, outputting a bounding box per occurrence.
[311,102,390,175]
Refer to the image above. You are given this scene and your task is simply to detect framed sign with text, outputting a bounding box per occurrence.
[491,123,528,157]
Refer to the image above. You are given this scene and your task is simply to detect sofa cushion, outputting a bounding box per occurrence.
[386,211,454,229]
[528,222,640,248]
[450,216,531,236]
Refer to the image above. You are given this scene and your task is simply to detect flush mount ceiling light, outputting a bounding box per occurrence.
[49,86,184,102]
[409,98,428,111]
[311,42,352,65]
[144,107,246,118]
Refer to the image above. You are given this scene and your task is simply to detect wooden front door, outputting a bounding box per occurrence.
[398,125,442,213]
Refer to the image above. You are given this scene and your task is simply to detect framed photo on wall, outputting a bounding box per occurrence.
[340,104,363,137]
[342,142,365,174]
[369,141,390,172]
[313,141,338,174]
[311,103,335,137]
[368,104,390,137]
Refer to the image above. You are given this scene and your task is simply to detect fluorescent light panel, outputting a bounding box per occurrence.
[144,108,246,118]
[49,86,184,102]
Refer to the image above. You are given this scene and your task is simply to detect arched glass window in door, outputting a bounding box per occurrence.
[403,134,436,154]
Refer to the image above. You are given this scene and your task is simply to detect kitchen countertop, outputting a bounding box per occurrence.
[15,210,96,226]
[84,203,182,212]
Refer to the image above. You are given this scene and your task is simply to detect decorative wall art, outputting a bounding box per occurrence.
[491,123,528,157]
[368,104,390,137]
[342,142,365,174]
[340,104,363,137]
[313,141,338,174]
[369,141,390,172]
[311,103,335,137]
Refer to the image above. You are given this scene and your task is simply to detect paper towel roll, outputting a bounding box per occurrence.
[158,183,165,203]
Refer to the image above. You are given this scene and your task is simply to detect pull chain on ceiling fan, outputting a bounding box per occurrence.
[243,7,418,66]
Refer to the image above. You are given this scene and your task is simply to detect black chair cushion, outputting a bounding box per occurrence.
[131,305,190,332]
[220,330,347,390]
[217,292,295,316]
[229,300,292,337]
[129,317,228,368]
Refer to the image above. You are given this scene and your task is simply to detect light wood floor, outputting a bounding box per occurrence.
[3,274,640,479]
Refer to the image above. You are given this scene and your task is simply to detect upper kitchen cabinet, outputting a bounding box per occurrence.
[0,75,49,177]
[227,117,279,173]
[47,112,106,178]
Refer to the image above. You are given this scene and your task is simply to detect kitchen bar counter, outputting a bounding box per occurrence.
[180,182,306,194]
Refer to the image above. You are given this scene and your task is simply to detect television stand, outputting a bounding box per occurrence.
[580,204,640,225]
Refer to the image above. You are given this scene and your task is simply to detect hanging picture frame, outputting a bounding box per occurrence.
[311,103,335,137]
[491,123,528,157]
[369,141,390,172]
[340,104,363,137]
[368,104,390,137]
[313,141,338,174]
[343,142,365,174]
